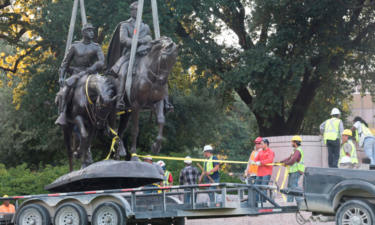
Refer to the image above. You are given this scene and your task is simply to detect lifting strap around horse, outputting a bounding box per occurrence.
[84,75,122,161]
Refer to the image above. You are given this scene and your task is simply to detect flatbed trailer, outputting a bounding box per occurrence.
[0,183,299,225]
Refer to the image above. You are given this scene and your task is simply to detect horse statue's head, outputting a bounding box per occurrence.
[89,76,117,129]
[146,37,181,85]
[95,94,116,129]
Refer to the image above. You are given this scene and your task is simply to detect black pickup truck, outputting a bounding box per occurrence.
[282,165,375,225]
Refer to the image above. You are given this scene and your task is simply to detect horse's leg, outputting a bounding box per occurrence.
[72,126,82,159]
[108,111,126,159]
[81,123,94,168]
[151,100,165,154]
[74,116,90,169]
[130,102,142,161]
[115,112,132,160]
[63,124,74,172]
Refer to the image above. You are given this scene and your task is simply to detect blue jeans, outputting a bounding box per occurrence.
[144,184,159,193]
[287,172,302,202]
[255,175,271,202]
[364,137,375,164]
[186,191,198,203]
[207,177,220,202]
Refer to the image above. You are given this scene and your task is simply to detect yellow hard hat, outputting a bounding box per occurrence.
[3,195,8,197]
[291,135,302,142]
[342,129,352,136]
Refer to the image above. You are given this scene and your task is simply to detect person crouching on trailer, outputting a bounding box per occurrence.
[276,135,305,203]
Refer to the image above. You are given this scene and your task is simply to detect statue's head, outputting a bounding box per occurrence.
[130,2,138,19]
[81,23,95,40]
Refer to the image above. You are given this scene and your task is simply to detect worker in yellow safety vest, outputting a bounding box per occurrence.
[157,160,173,192]
[277,135,304,203]
[339,129,358,164]
[198,145,220,202]
[319,108,344,168]
[351,116,375,164]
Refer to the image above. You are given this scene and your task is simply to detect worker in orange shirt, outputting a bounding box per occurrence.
[0,195,15,213]
[245,137,262,183]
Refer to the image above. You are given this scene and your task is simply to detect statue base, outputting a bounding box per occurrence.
[44,160,164,192]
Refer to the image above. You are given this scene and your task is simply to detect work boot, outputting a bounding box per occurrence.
[55,86,71,128]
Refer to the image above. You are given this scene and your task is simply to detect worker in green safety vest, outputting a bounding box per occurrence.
[277,135,304,203]
[351,116,375,164]
[157,160,173,192]
[319,108,344,168]
[198,145,220,202]
[339,129,358,164]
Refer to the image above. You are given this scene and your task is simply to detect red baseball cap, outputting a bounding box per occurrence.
[254,137,262,143]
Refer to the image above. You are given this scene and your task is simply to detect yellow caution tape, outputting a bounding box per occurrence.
[274,165,290,202]
[136,154,285,165]
[135,154,291,202]
[104,127,119,160]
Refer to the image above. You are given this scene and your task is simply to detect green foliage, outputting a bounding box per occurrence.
[0,163,71,201]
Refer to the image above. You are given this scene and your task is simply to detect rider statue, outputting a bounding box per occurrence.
[56,24,105,127]
[105,2,174,113]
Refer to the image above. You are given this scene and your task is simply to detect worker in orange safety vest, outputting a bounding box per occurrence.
[244,137,262,184]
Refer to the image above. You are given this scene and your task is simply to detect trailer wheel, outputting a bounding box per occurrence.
[336,200,375,225]
[16,204,51,225]
[92,202,126,225]
[54,203,88,225]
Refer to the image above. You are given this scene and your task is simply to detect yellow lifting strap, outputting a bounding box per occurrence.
[104,126,120,161]
[85,75,93,105]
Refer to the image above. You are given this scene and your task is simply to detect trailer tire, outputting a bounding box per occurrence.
[92,201,126,225]
[16,204,51,225]
[54,203,88,225]
[335,199,375,225]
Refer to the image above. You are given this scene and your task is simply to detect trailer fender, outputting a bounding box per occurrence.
[12,194,132,224]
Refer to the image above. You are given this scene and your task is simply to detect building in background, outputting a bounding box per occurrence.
[352,86,375,129]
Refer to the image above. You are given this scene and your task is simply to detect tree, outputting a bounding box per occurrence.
[161,0,375,136]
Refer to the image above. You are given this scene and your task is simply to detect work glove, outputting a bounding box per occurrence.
[255,161,261,166]
[249,160,255,165]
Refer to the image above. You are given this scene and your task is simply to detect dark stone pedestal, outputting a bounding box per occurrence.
[44,160,163,192]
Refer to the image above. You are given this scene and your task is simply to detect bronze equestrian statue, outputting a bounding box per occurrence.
[105,2,174,113]
[56,24,117,172]
[106,2,181,160]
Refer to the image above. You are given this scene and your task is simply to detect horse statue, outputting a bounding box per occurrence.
[62,74,117,172]
[108,36,181,161]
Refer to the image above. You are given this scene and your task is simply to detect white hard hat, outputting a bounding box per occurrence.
[144,155,153,160]
[331,108,341,115]
[184,156,192,164]
[157,160,165,167]
[340,156,351,164]
[203,145,214,152]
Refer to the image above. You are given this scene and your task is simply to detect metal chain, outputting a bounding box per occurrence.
[295,211,310,225]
